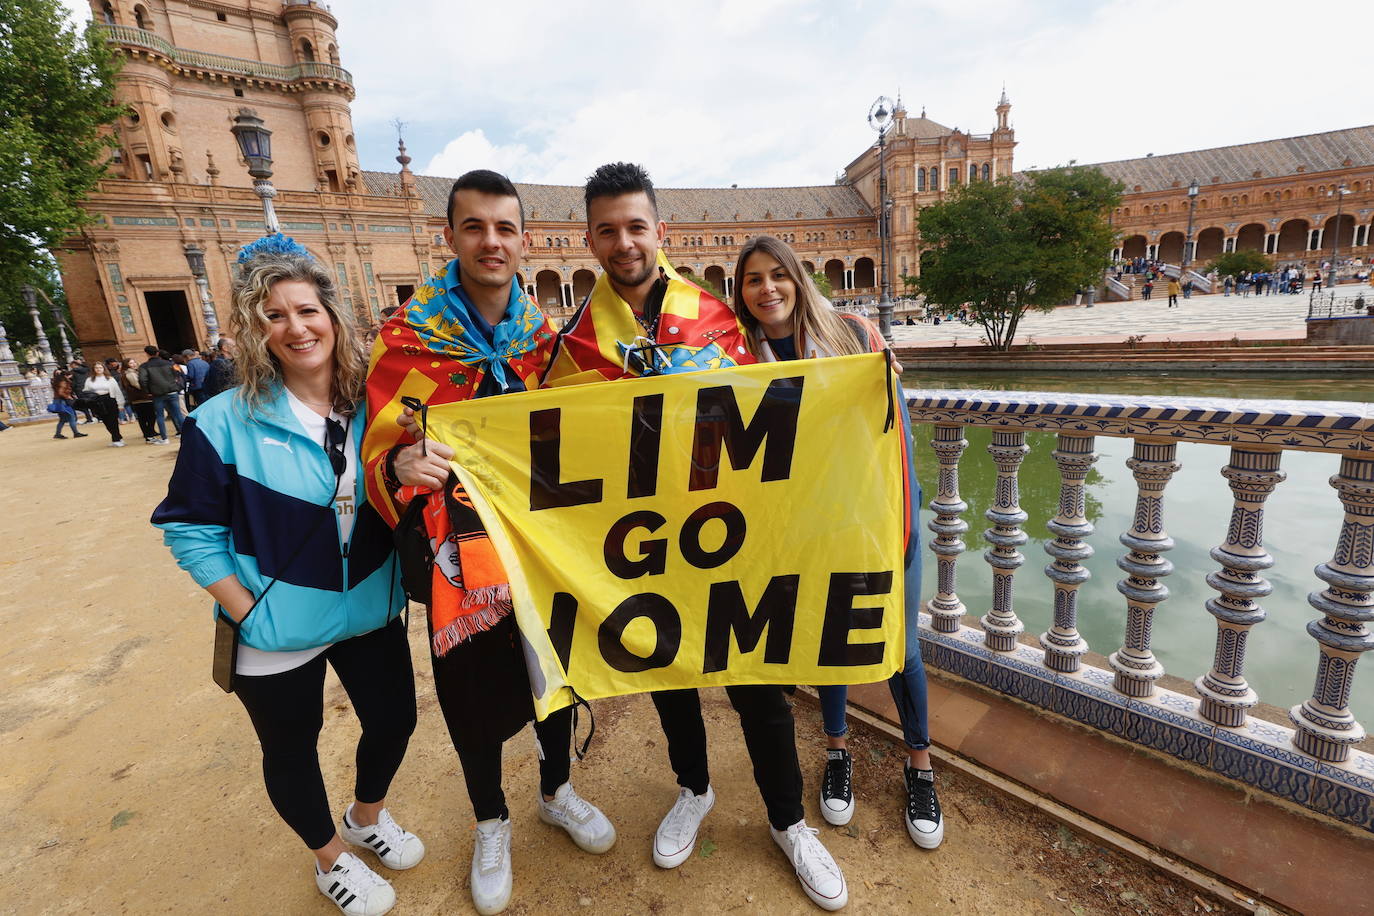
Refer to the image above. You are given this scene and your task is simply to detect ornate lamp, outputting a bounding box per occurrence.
[868,96,896,343]
[230,109,280,232]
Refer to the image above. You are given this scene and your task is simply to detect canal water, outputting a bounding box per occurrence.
[900,371,1374,724]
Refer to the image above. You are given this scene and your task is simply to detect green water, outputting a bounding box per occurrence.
[899,371,1373,723]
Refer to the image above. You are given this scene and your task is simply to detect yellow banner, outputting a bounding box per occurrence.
[424,353,907,719]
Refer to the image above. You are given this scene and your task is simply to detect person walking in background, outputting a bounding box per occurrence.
[105,357,134,422]
[1182,278,1193,299]
[122,358,159,443]
[82,360,126,447]
[1166,277,1180,307]
[1141,279,1153,300]
[68,357,96,424]
[183,348,210,409]
[49,371,86,440]
[203,337,238,400]
[138,346,183,443]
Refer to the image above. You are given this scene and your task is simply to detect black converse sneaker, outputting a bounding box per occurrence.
[904,764,944,849]
[819,748,854,826]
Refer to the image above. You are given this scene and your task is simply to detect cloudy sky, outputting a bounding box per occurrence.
[67,0,1368,188]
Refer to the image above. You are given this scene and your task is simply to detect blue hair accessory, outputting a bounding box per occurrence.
[236,233,311,265]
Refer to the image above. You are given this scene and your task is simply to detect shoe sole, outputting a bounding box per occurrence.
[652,795,714,869]
[537,807,616,854]
[770,830,849,911]
[340,832,425,871]
[471,883,512,916]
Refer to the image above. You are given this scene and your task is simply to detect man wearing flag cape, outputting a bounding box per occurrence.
[543,162,849,911]
[361,170,615,916]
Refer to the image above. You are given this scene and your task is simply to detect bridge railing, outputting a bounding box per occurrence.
[906,388,1374,832]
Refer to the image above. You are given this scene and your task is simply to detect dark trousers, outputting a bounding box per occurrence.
[233,618,416,850]
[445,705,572,822]
[91,394,122,442]
[130,401,157,439]
[651,685,804,830]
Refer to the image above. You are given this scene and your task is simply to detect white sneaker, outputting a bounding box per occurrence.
[109,440,126,447]
[770,820,848,911]
[652,785,714,868]
[470,817,513,916]
[340,805,425,870]
[537,782,616,853]
[315,851,396,916]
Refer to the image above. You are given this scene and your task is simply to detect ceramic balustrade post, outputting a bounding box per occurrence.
[1197,448,1285,727]
[1290,454,1374,762]
[1040,434,1097,672]
[981,429,1029,651]
[927,424,969,633]
[1109,440,1181,697]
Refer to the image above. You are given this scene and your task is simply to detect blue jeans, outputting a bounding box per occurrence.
[53,409,79,437]
[817,408,930,751]
[151,393,184,440]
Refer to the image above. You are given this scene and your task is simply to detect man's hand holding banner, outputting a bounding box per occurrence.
[422,352,907,719]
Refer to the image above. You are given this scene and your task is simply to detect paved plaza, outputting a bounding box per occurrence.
[888,287,1340,348]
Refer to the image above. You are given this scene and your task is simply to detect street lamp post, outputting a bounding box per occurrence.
[1182,179,1200,274]
[183,243,220,346]
[23,285,56,371]
[868,95,896,343]
[1327,183,1349,292]
[230,108,280,233]
[49,299,73,364]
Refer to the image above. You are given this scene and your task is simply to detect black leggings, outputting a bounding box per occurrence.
[447,706,572,822]
[130,401,157,439]
[651,686,804,830]
[234,618,416,850]
[91,394,122,442]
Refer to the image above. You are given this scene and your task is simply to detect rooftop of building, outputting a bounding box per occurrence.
[1081,124,1374,193]
[361,171,873,224]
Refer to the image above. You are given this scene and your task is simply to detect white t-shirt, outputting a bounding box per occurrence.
[236,390,357,677]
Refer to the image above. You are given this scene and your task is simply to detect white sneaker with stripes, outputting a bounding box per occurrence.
[340,805,426,870]
[315,851,395,916]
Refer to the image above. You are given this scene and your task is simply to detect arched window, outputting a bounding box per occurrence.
[100,2,115,24]
[982,163,990,181]
[917,168,926,191]
[300,39,315,62]
[969,163,978,183]
[134,5,149,29]
[930,170,939,191]
[327,44,339,66]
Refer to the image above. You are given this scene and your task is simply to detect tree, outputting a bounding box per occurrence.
[809,270,833,298]
[898,272,919,297]
[915,167,1122,349]
[1206,250,1272,278]
[0,0,121,342]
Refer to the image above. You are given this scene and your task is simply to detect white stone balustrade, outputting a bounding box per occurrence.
[907,388,1374,831]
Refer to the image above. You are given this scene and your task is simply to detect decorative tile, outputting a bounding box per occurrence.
[1306,776,1374,832]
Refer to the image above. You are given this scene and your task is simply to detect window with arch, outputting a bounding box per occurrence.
[1284,189,1292,200]
[664,237,671,246]
[969,163,977,183]
[1306,187,1315,197]
[1161,203,1168,213]
[949,167,959,187]
[917,168,926,191]
[300,39,315,62]
[134,4,149,29]
[1122,207,1130,216]
[930,171,939,191]
[1241,194,1248,205]
[982,162,990,181]
[100,2,115,24]
[1263,192,1271,203]
[713,236,720,245]
[327,44,339,66]
[544,237,552,247]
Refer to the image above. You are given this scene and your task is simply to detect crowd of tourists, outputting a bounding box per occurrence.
[27,339,237,445]
[141,164,942,916]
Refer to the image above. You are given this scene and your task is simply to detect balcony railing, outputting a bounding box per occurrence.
[102,24,352,86]
[906,388,1374,832]
[1308,291,1374,320]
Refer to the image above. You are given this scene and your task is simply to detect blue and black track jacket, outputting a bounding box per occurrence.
[151,384,402,652]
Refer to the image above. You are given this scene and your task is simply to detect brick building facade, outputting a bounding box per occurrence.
[57,0,1374,363]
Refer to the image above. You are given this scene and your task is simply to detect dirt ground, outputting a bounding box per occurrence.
[0,419,1241,915]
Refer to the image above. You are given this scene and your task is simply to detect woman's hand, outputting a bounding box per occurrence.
[395,405,420,436]
[206,575,257,623]
[886,348,904,375]
[394,438,455,490]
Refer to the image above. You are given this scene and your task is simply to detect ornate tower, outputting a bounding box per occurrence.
[283,1,362,191]
[996,87,1011,132]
